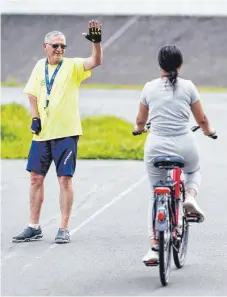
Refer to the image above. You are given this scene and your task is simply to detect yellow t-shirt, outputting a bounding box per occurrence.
[23,57,91,141]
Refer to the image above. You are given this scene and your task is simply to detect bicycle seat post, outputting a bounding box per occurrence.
[166,169,172,181]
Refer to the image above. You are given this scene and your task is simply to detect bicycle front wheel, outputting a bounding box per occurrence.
[159,230,172,286]
[173,216,189,268]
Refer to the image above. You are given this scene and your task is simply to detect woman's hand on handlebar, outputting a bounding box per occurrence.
[132,125,147,136]
[191,125,218,139]
[203,127,216,137]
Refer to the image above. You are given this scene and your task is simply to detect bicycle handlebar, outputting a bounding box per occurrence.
[191,125,218,139]
[132,122,218,139]
[132,130,145,136]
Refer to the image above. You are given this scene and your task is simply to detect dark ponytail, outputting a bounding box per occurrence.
[158,45,183,91]
[167,69,178,89]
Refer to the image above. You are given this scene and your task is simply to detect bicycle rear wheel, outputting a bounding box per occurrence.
[159,230,172,286]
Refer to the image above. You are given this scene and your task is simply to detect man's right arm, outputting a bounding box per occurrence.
[28,94,41,135]
[24,61,39,109]
[28,94,39,118]
[24,62,42,134]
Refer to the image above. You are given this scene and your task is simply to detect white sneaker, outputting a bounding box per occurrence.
[142,248,159,265]
[183,194,205,222]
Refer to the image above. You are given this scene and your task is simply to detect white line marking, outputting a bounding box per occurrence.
[67,174,147,237]
[102,16,140,50]
[20,175,147,273]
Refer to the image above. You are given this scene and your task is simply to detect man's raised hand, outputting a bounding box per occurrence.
[82,20,102,43]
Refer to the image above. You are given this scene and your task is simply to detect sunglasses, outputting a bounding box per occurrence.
[47,43,67,49]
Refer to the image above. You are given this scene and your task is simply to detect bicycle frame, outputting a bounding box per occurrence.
[172,167,182,227]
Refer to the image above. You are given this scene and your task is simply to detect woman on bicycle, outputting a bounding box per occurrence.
[133,45,216,265]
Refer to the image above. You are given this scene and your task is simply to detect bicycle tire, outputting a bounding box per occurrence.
[173,216,189,268]
[159,230,172,286]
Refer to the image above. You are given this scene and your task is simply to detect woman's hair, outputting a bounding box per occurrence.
[158,45,183,90]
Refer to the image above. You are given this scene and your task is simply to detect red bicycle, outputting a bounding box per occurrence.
[133,124,217,286]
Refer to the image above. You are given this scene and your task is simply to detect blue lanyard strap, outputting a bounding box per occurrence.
[45,59,63,108]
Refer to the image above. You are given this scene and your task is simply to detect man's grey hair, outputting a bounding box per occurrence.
[44,31,66,43]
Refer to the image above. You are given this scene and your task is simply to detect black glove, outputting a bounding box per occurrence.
[83,20,102,43]
[30,117,41,135]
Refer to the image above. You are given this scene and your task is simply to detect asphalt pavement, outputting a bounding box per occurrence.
[1,88,227,295]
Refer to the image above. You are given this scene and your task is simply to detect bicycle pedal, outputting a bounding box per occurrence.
[144,261,159,267]
[187,212,197,216]
[186,213,200,223]
[152,247,159,252]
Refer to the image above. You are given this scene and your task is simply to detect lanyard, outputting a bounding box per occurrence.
[45,59,63,108]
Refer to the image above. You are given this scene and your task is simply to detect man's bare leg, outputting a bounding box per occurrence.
[29,172,45,224]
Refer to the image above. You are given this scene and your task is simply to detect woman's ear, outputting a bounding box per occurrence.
[178,64,183,70]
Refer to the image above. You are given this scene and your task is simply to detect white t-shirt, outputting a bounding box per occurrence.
[140,77,200,136]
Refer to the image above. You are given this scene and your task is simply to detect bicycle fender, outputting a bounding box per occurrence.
[156,220,168,231]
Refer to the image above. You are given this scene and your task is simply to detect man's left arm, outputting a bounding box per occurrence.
[82,20,103,71]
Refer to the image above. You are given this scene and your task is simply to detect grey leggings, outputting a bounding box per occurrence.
[144,131,202,238]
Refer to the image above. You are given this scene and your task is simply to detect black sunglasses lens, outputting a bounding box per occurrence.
[51,44,67,49]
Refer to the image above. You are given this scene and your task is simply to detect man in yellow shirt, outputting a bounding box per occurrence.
[12,20,103,244]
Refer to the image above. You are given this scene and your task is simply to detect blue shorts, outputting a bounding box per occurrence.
[26,136,79,177]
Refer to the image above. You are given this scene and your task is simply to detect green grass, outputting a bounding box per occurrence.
[78,115,146,159]
[1,79,227,92]
[1,103,33,158]
[1,103,146,160]
[1,77,24,87]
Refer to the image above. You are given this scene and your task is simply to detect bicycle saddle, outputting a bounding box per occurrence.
[153,155,185,168]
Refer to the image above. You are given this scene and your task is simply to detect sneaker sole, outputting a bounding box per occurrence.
[12,234,43,243]
[55,238,70,244]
